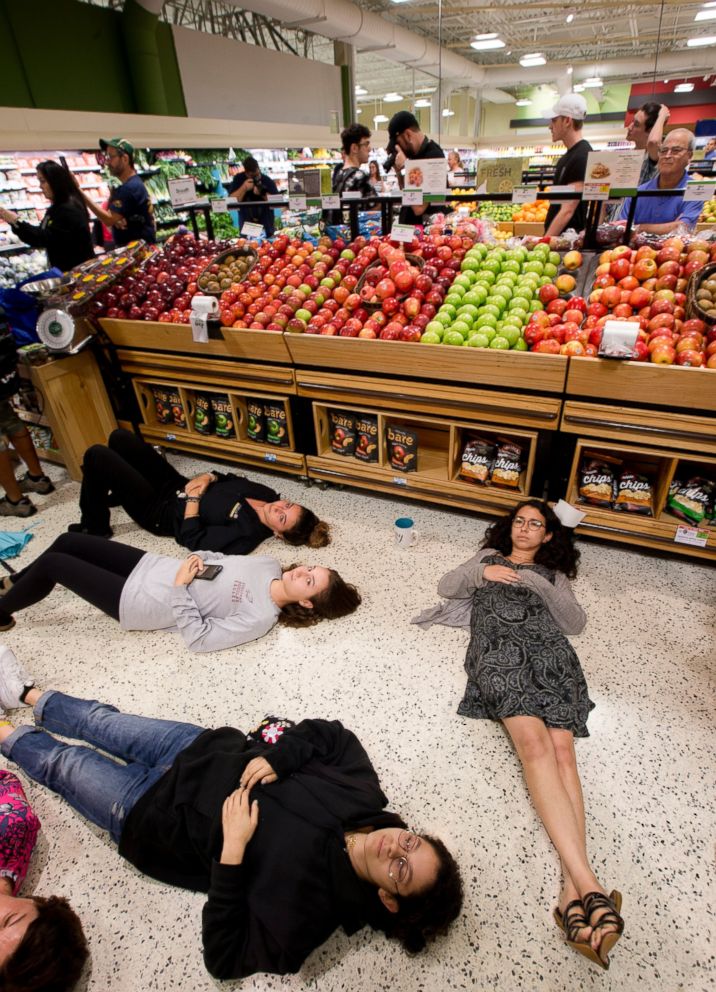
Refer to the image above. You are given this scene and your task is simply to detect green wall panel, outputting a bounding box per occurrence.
[157,22,187,117]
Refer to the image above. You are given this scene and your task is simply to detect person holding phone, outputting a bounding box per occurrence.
[0,534,360,652]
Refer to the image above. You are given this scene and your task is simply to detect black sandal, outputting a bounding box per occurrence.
[553,899,604,968]
[583,890,624,966]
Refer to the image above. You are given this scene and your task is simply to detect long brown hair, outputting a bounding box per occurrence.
[282,507,331,549]
[277,566,361,628]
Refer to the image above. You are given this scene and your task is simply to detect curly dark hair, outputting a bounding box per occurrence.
[277,565,361,628]
[341,123,371,155]
[376,835,463,953]
[282,507,331,549]
[640,101,663,133]
[0,895,89,992]
[480,500,581,578]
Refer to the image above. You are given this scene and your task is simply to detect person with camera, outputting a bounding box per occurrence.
[227,158,279,238]
[386,111,445,227]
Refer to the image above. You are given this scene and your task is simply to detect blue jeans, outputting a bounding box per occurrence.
[1,691,204,843]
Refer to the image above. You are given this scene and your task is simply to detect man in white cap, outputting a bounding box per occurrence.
[544,94,592,238]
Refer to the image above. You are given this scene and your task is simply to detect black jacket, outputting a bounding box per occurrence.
[118,719,403,979]
[173,473,278,554]
[12,200,94,272]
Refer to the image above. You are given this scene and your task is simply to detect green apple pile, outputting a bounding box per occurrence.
[477,202,514,222]
[420,243,562,349]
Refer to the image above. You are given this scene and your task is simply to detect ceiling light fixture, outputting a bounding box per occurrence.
[355,85,367,95]
[384,92,403,102]
[583,76,603,87]
[471,37,506,50]
[373,114,389,123]
[695,8,716,20]
[474,33,498,40]
[573,83,585,92]
[442,108,455,117]
[674,82,694,91]
[566,65,574,74]
[389,0,411,4]
[415,99,432,108]
[515,98,532,106]
[687,35,716,45]
[566,13,574,22]
[520,53,546,66]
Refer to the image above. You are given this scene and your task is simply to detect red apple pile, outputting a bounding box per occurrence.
[524,281,591,356]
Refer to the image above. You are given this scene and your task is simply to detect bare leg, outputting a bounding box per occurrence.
[503,716,615,951]
[8,427,43,477]
[548,727,590,942]
[0,449,23,501]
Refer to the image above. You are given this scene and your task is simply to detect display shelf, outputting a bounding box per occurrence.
[566,356,716,414]
[560,400,716,458]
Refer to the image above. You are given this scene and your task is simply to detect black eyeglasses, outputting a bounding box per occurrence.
[387,831,419,891]
[512,516,545,531]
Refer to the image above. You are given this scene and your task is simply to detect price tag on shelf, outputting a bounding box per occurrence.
[390,223,416,243]
[582,181,611,201]
[674,525,708,548]
[392,476,408,487]
[341,190,362,201]
[266,194,284,204]
[288,194,307,212]
[321,194,340,211]
[598,319,640,358]
[683,181,716,202]
[402,189,424,206]
[512,185,538,204]
[168,177,196,208]
[241,222,265,238]
[264,452,277,463]
[211,199,231,213]
[190,313,209,343]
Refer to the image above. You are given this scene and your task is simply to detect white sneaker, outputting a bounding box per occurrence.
[0,645,33,709]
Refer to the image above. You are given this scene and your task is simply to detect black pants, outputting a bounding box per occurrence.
[1,534,145,622]
[79,429,187,535]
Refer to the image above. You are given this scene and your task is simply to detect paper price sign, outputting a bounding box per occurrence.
[683,182,716,202]
[321,195,340,211]
[402,189,424,206]
[512,185,538,204]
[266,194,284,204]
[582,182,611,201]
[241,222,265,238]
[390,223,415,243]
[674,525,708,548]
[288,194,307,212]
[168,177,196,208]
[598,319,640,358]
[341,190,362,201]
[211,199,231,214]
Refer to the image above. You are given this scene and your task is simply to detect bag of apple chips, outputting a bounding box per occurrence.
[329,410,356,456]
[168,389,186,429]
[152,386,172,425]
[668,476,714,525]
[614,469,653,515]
[386,423,418,473]
[193,393,213,435]
[264,401,289,447]
[354,413,378,463]
[246,398,265,443]
[459,435,496,485]
[578,454,620,507]
[210,394,235,439]
[490,437,523,488]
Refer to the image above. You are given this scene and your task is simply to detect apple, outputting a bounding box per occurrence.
[650,344,676,364]
[648,313,675,332]
[556,273,577,295]
[675,335,703,353]
[682,318,706,337]
[676,350,704,367]
[564,308,585,325]
[707,353,716,369]
[546,298,568,317]
[539,283,560,304]
[632,340,649,361]
[601,286,622,309]
[561,340,586,356]
[562,250,583,270]
[610,258,631,281]
[633,258,657,281]
[533,339,561,354]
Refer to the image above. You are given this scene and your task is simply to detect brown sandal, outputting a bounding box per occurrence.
[583,890,624,966]
[553,899,605,968]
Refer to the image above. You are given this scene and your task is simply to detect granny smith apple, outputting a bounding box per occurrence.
[489,335,510,349]
[420,330,442,344]
[443,329,466,346]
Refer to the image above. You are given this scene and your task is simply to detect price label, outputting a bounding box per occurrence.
[402,189,424,206]
[512,185,538,204]
[392,476,408,486]
[674,525,708,548]
[342,190,362,201]
[211,199,231,213]
[288,194,307,212]
[264,452,277,463]
[582,182,611,201]
[390,223,416,243]
[321,195,340,211]
[266,194,284,204]
[598,319,640,358]
[683,182,716,202]
[241,222,265,238]
[168,177,196,208]
[190,312,209,344]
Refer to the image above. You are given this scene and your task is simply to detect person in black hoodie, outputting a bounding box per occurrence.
[0,656,463,980]
[68,429,331,551]
[0,161,94,273]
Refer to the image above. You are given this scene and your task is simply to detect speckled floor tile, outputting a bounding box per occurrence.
[1,453,714,991]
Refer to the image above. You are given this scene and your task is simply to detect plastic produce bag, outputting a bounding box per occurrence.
[0,269,62,345]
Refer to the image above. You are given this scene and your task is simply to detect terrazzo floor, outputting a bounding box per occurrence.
[2,452,714,992]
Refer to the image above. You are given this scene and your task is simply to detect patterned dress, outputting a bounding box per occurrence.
[0,770,40,893]
[457,554,594,737]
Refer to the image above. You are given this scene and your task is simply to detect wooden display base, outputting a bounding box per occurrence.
[566,356,716,413]
[573,507,716,562]
[139,424,305,476]
[100,319,292,364]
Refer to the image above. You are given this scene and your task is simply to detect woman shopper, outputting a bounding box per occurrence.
[0,533,360,652]
[368,160,384,194]
[414,500,624,970]
[0,161,94,273]
[69,429,331,553]
[0,651,463,980]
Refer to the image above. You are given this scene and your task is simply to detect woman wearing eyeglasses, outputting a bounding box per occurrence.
[0,649,463,979]
[417,500,623,970]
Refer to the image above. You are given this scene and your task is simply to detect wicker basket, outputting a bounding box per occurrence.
[355,253,425,314]
[196,246,258,296]
[686,261,716,327]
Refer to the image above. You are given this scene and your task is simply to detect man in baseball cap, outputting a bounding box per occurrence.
[77,138,156,246]
[386,110,445,225]
[544,93,592,238]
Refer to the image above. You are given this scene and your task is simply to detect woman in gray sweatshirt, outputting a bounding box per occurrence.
[0,533,360,652]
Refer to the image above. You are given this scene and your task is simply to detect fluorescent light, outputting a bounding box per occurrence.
[442,109,455,117]
[566,13,574,22]
[356,108,362,115]
[384,92,403,102]
[355,85,367,95]
[583,76,603,87]
[415,99,432,108]
[520,55,546,67]
[471,38,506,50]
[687,35,716,45]
[515,98,532,106]
[389,0,410,4]
[566,65,574,74]
[473,33,498,40]
[373,114,388,124]
[573,83,585,92]
[674,82,694,91]
[695,9,716,19]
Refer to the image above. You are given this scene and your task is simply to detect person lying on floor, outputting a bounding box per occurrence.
[0,650,463,980]
[0,699,88,992]
[0,533,360,652]
[68,429,331,553]
[413,499,624,972]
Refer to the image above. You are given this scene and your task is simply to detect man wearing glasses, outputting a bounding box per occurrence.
[325,124,374,225]
[617,128,702,234]
[79,138,156,247]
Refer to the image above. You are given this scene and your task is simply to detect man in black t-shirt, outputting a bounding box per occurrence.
[386,111,445,226]
[544,95,592,237]
[80,138,156,246]
[324,123,374,225]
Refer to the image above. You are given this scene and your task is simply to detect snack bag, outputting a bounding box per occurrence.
[490,437,524,488]
[614,469,653,515]
[459,435,496,485]
[354,413,379,463]
[168,389,186,429]
[578,455,620,507]
[152,386,172,425]
[193,393,213,435]
[386,423,418,473]
[210,394,236,439]
[264,401,289,447]
[246,398,265,443]
[329,410,356,456]
[668,477,715,525]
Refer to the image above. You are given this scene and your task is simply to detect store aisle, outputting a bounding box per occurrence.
[3,454,714,992]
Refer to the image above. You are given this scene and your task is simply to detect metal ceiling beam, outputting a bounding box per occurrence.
[412,0,705,12]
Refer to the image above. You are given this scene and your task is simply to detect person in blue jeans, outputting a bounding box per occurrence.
[0,649,463,980]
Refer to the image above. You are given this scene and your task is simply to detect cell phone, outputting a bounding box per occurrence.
[194,564,223,581]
